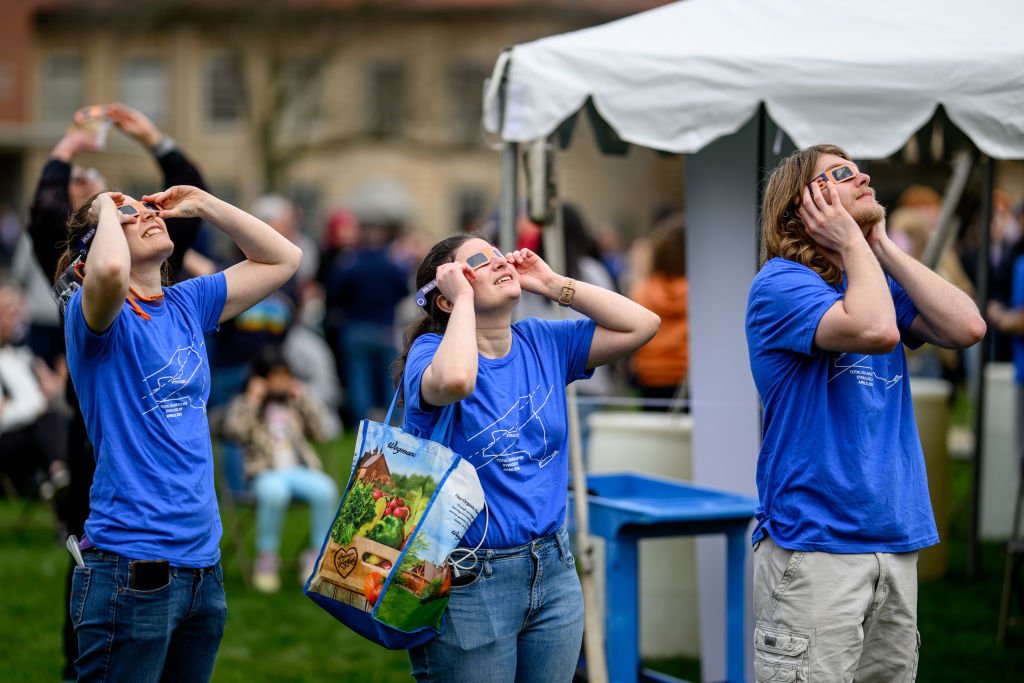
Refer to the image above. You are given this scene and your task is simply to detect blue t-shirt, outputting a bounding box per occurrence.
[1012,254,1024,385]
[65,273,227,567]
[403,317,596,548]
[745,258,937,553]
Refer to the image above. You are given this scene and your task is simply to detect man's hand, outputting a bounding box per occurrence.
[863,214,890,250]
[796,182,863,260]
[108,103,162,148]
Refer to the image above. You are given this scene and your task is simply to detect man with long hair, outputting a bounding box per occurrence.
[745,144,985,680]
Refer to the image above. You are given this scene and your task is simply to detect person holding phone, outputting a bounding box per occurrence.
[746,145,985,680]
[61,186,301,682]
[395,234,659,682]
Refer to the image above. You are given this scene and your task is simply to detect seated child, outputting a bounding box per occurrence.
[222,345,339,593]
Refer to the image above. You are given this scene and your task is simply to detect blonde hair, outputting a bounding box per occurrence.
[760,144,850,285]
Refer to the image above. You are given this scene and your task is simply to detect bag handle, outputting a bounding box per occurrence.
[384,382,457,446]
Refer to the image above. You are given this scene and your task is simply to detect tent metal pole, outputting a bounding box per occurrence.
[922,150,976,270]
[499,142,519,252]
[967,154,994,579]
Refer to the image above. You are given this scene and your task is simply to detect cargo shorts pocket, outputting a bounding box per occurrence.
[753,622,809,682]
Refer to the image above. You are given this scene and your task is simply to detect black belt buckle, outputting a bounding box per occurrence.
[129,559,170,590]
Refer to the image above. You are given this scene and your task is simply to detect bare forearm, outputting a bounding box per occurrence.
[872,237,985,346]
[839,238,896,331]
[426,295,479,401]
[539,275,658,334]
[87,209,131,291]
[201,195,300,267]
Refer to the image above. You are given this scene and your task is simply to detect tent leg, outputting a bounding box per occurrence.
[967,154,994,579]
[499,142,518,252]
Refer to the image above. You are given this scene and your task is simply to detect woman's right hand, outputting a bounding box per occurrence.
[86,191,124,225]
[434,261,475,306]
[144,185,209,220]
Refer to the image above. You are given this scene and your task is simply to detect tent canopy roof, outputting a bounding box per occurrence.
[485,0,1024,159]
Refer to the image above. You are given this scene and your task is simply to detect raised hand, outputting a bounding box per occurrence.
[86,192,125,226]
[435,261,476,305]
[505,248,558,297]
[795,182,863,258]
[107,103,162,148]
[245,375,268,405]
[144,185,209,220]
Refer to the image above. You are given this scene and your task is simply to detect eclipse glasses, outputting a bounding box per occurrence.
[115,198,161,218]
[809,164,857,192]
[415,247,505,308]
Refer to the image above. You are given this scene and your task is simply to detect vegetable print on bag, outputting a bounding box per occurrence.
[305,394,485,649]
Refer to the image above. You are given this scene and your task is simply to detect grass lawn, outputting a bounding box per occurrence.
[1,435,1022,681]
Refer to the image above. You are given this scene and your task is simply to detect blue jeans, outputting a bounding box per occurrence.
[339,321,398,421]
[409,526,584,683]
[71,549,227,682]
[252,466,339,554]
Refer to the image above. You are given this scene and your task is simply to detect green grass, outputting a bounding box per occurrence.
[2,441,1023,681]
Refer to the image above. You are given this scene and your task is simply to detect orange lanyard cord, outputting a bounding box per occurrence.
[126,287,164,321]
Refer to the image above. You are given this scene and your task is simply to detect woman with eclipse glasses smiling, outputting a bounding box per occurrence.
[57,186,301,682]
[394,233,660,682]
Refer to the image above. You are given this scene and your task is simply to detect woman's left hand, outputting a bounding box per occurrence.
[505,248,559,297]
[144,185,208,220]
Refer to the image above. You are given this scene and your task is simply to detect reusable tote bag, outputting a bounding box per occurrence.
[305,390,485,649]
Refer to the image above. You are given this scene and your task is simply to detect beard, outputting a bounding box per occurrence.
[853,200,886,231]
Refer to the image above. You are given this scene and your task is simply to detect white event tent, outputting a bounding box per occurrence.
[483,0,1024,680]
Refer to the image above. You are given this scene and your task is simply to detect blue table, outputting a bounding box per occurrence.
[570,472,758,683]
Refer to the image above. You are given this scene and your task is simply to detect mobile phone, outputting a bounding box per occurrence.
[129,560,170,590]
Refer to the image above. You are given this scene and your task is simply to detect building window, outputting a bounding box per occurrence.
[40,53,83,124]
[449,61,488,144]
[365,60,407,137]
[204,53,245,125]
[278,56,322,135]
[120,56,166,124]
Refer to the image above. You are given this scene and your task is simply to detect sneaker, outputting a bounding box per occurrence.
[253,552,280,593]
[299,549,318,585]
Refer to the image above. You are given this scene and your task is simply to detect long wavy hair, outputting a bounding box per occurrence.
[55,194,171,286]
[391,233,478,397]
[760,144,850,285]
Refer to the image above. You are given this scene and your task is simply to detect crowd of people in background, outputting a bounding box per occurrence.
[2,105,1024,681]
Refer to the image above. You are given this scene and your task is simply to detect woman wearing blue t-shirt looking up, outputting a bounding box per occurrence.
[396,234,659,682]
[59,186,301,682]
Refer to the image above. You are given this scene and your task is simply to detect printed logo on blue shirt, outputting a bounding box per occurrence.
[465,383,558,472]
[828,353,903,390]
[139,333,209,419]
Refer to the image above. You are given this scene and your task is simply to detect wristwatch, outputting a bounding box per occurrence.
[558,278,576,307]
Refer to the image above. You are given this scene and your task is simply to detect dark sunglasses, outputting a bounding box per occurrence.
[809,164,857,192]
[415,247,505,308]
